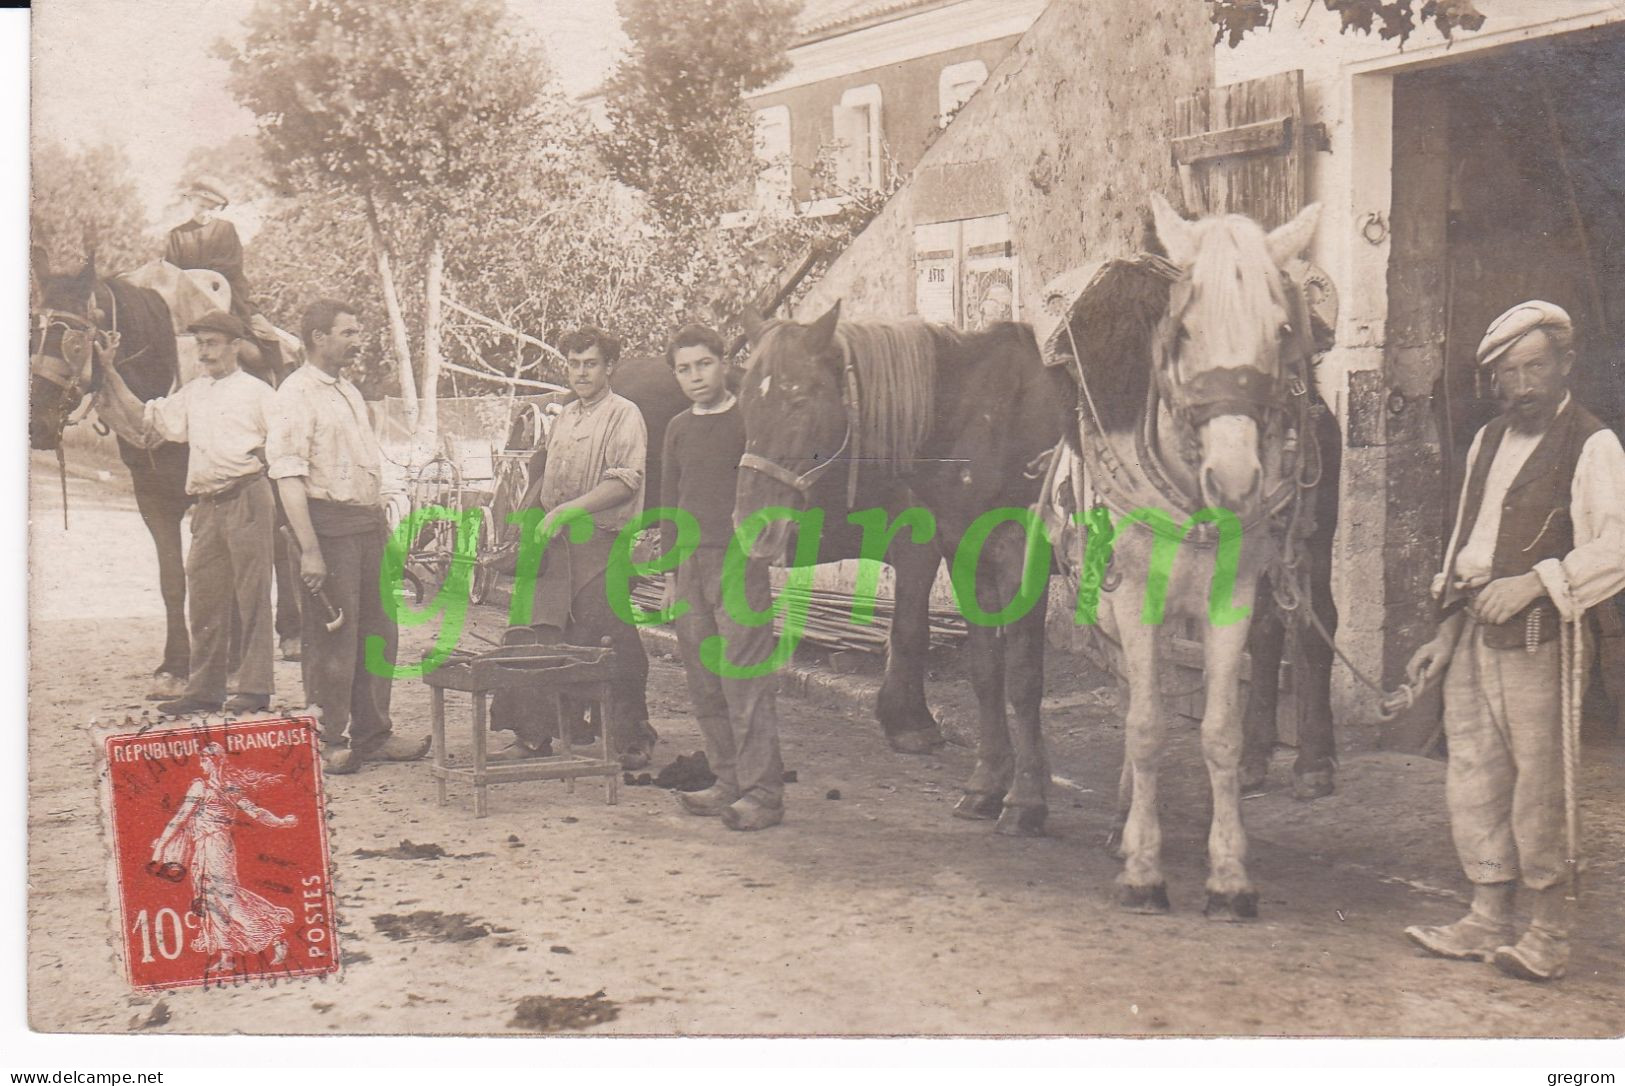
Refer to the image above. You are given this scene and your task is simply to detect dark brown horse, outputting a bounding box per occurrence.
[31,258,193,689]
[734,304,1073,833]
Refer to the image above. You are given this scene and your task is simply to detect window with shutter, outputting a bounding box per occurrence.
[1172,70,1307,228]
[938,60,989,127]
[753,106,792,211]
[832,84,883,192]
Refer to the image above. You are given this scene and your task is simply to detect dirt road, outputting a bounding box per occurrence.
[27,458,1625,1036]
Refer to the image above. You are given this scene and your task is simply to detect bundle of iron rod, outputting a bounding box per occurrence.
[628,580,969,655]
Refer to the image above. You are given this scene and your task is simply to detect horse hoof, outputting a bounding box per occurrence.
[887,727,945,755]
[1118,882,1170,914]
[995,804,1047,837]
[1203,890,1259,922]
[952,792,1003,821]
[1292,770,1334,801]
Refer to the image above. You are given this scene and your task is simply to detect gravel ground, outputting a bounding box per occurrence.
[27,456,1625,1036]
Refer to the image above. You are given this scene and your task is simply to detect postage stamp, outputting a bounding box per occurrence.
[102,716,339,991]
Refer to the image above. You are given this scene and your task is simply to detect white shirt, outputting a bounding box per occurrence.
[141,369,275,496]
[267,364,383,507]
[1436,397,1625,619]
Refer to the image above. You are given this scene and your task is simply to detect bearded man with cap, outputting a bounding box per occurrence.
[94,310,279,717]
[1401,300,1625,981]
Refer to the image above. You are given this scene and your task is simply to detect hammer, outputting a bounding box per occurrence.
[277,525,345,632]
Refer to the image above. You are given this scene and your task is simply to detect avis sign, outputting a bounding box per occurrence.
[103,717,339,990]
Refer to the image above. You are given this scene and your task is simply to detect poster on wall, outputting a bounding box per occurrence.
[913,221,959,324]
[913,215,1018,329]
[962,214,1018,330]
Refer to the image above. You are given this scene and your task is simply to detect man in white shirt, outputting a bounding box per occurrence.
[95,310,277,716]
[268,299,428,775]
[1402,301,1625,981]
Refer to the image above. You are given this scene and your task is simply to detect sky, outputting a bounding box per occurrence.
[32,0,627,229]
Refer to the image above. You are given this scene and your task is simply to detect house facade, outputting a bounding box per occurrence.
[744,0,1047,213]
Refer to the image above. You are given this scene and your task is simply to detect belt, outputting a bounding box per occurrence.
[195,471,268,503]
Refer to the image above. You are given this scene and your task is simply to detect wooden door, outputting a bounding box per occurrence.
[1173,69,1307,229]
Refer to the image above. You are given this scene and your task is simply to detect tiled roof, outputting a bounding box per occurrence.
[795,0,952,39]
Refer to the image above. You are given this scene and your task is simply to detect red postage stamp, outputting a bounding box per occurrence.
[103,716,340,991]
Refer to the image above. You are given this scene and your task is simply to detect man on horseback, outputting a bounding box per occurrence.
[165,176,284,384]
[269,299,429,775]
[1402,301,1625,981]
[93,310,278,717]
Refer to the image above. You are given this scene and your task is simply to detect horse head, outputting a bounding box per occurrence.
[734,300,846,562]
[1148,193,1320,520]
[30,256,104,451]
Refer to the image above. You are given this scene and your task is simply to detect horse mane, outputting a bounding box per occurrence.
[1160,215,1290,376]
[833,320,940,468]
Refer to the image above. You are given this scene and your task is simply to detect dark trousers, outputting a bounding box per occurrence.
[674,549,783,804]
[272,495,303,644]
[184,477,275,701]
[129,457,191,678]
[303,525,396,751]
[494,536,651,751]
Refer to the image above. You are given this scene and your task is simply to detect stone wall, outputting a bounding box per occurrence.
[796,1,1215,321]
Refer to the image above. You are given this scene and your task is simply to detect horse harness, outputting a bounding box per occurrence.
[737,343,867,509]
[1061,256,1325,613]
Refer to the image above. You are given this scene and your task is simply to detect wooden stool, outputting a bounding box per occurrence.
[424,644,621,817]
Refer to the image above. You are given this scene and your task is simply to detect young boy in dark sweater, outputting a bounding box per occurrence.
[659,324,785,830]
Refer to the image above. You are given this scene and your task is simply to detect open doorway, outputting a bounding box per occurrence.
[1387,26,1625,747]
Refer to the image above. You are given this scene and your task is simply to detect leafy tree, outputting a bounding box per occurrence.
[222,0,567,439]
[1211,0,1485,48]
[31,140,155,277]
[599,0,801,231]
[179,135,284,208]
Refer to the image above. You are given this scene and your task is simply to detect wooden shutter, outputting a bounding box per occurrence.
[1163,70,1309,731]
[1173,70,1307,228]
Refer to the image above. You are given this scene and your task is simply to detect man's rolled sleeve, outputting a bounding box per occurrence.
[143,384,191,445]
[601,403,647,493]
[1540,430,1625,619]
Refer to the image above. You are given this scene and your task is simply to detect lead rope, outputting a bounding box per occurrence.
[56,445,69,530]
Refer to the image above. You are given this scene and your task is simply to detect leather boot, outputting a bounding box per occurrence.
[678,783,741,817]
[1493,885,1573,981]
[1403,882,1515,962]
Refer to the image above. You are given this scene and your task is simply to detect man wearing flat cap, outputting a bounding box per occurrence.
[1402,301,1625,981]
[94,309,279,718]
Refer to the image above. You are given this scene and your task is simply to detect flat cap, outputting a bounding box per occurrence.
[182,175,230,208]
[1476,300,1571,369]
[188,310,248,340]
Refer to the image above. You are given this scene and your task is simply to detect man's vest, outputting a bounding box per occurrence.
[1442,400,1605,650]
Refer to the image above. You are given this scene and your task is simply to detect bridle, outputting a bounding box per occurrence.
[1151,267,1311,437]
[736,334,867,508]
[31,285,128,530]
[1065,258,1316,540]
[31,284,126,415]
